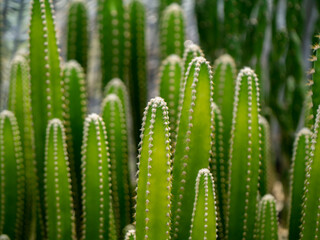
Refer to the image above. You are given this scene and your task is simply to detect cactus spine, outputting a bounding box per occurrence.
[171,57,213,239]
[0,111,25,239]
[189,169,217,240]
[254,194,278,240]
[44,119,76,240]
[135,97,172,240]
[181,43,204,78]
[288,128,311,240]
[226,67,261,240]
[67,0,88,73]
[101,94,131,236]
[124,229,136,240]
[160,3,185,59]
[81,114,116,240]
[159,55,182,140]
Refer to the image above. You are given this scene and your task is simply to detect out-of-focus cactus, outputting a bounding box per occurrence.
[44,119,76,240]
[124,229,136,240]
[0,110,24,239]
[135,97,172,240]
[159,0,181,17]
[160,3,185,60]
[288,128,311,240]
[226,67,261,240]
[128,0,147,144]
[181,43,204,78]
[159,54,182,141]
[189,168,217,240]
[310,36,320,124]
[254,194,278,240]
[67,0,88,73]
[101,94,131,236]
[97,0,129,88]
[286,0,304,39]
[171,57,213,239]
[81,114,116,240]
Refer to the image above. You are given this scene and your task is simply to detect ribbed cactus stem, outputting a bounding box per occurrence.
[159,54,182,141]
[81,114,116,240]
[124,229,136,240]
[67,0,88,73]
[44,119,76,240]
[160,3,185,59]
[135,97,172,240]
[101,94,131,236]
[189,168,217,240]
[255,194,278,240]
[171,57,213,239]
[288,128,311,240]
[310,36,320,124]
[181,43,204,77]
[0,110,24,239]
[226,67,262,240]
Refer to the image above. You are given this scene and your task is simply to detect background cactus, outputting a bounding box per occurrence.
[189,168,217,240]
[181,43,204,78]
[226,67,261,240]
[44,119,76,240]
[0,110,24,239]
[310,35,320,124]
[135,97,172,240]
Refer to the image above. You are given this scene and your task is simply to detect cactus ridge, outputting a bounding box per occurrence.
[0,110,25,239]
[189,168,217,240]
[135,97,172,240]
[310,36,320,124]
[182,43,204,77]
[44,119,76,240]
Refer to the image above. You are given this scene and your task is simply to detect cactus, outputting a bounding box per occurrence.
[81,114,116,240]
[135,97,172,240]
[128,0,147,143]
[97,0,129,88]
[226,67,261,240]
[159,54,182,141]
[160,3,185,60]
[44,119,76,240]
[101,94,131,236]
[287,128,311,240]
[286,0,304,39]
[254,194,278,240]
[310,35,320,124]
[66,0,88,73]
[159,0,181,17]
[8,55,38,239]
[171,57,213,239]
[0,110,25,239]
[181,43,204,78]
[189,168,217,240]
[124,229,136,240]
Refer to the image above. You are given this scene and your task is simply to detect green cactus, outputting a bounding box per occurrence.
[287,128,311,240]
[97,0,129,88]
[101,94,131,236]
[286,0,304,39]
[159,0,181,17]
[128,0,147,144]
[310,36,320,124]
[8,55,38,239]
[160,3,185,60]
[254,194,278,240]
[226,67,261,240]
[135,97,172,240]
[189,168,217,240]
[44,119,76,240]
[159,54,182,141]
[124,229,136,240]
[66,0,88,73]
[0,110,25,239]
[181,43,204,78]
[81,114,116,240]
[171,57,213,239]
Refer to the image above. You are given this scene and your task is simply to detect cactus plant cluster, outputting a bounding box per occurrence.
[1,0,320,240]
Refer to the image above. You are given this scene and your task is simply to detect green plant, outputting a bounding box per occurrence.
[124,229,136,240]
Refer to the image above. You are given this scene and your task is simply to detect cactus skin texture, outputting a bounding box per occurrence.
[160,3,185,59]
[254,194,278,240]
[189,168,217,240]
[67,0,88,73]
[226,67,261,240]
[287,128,311,240]
[8,55,38,239]
[135,97,172,240]
[124,229,136,240]
[44,119,76,240]
[81,114,116,240]
[97,0,129,88]
[0,111,25,239]
[310,36,320,124]
[128,0,147,143]
[101,94,131,236]
[171,57,213,239]
[159,54,182,141]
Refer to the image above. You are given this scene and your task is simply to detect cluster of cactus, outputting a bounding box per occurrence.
[2,0,320,239]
